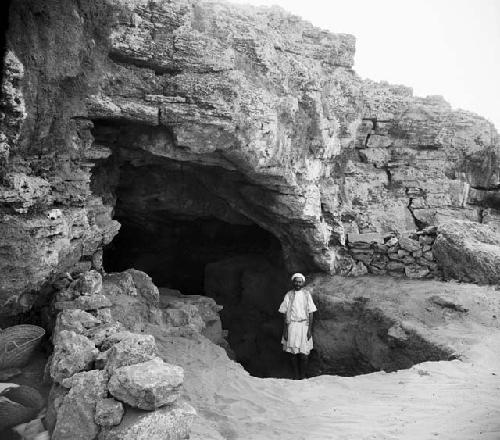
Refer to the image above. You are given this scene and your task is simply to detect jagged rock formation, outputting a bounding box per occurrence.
[2,0,500,315]
[47,269,196,440]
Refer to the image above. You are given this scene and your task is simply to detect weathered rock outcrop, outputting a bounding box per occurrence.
[1,0,500,315]
[433,220,500,283]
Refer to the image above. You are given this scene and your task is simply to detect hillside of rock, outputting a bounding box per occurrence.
[1,0,500,315]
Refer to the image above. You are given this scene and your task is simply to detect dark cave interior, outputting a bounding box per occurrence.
[92,120,452,379]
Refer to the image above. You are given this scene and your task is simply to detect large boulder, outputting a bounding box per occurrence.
[50,331,98,384]
[52,370,109,440]
[433,220,500,283]
[98,401,196,440]
[108,358,184,410]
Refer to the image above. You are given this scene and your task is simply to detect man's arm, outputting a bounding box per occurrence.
[283,315,288,341]
[307,312,313,340]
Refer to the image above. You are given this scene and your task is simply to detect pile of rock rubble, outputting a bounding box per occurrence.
[46,270,196,440]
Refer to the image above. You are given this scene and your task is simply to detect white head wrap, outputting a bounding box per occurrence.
[291,273,305,282]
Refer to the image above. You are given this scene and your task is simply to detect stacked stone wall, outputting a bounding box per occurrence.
[346,227,440,279]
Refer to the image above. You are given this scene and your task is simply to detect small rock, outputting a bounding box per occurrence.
[53,309,101,340]
[348,261,368,276]
[404,265,430,279]
[125,269,160,306]
[95,398,124,427]
[429,295,468,313]
[108,358,184,410]
[96,308,114,323]
[103,272,137,297]
[387,261,405,272]
[386,237,398,247]
[423,250,434,261]
[397,249,409,257]
[86,322,124,347]
[75,270,103,296]
[95,351,109,370]
[419,235,435,245]
[91,250,104,271]
[21,418,46,439]
[399,236,420,252]
[387,324,408,342]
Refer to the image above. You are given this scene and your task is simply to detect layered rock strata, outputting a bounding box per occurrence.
[1,0,500,315]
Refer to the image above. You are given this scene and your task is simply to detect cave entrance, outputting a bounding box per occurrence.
[90,122,292,378]
[104,211,292,379]
[92,121,451,380]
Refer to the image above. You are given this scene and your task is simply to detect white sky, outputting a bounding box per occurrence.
[227,0,500,131]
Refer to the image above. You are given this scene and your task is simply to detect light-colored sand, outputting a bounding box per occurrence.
[152,277,500,440]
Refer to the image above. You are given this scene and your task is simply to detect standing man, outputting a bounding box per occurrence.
[279,273,317,379]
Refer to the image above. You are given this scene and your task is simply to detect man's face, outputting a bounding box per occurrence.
[292,277,305,290]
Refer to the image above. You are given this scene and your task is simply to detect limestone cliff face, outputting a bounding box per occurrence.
[1,0,499,314]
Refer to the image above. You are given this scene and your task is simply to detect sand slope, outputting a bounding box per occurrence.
[152,276,500,440]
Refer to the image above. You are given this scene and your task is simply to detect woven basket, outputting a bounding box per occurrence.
[0,325,45,369]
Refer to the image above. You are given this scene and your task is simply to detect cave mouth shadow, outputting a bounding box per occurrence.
[103,213,296,378]
[92,119,452,380]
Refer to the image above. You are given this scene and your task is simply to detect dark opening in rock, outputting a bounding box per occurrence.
[309,297,453,377]
[92,120,452,380]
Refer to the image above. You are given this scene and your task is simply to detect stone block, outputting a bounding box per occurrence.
[412,249,423,258]
[398,236,420,252]
[54,295,112,311]
[385,237,398,247]
[108,358,184,410]
[103,272,138,297]
[75,270,103,296]
[98,401,196,440]
[125,269,160,306]
[423,250,434,261]
[53,309,101,339]
[404,265,430,279]
[348,232,385,244]
[387,261,405,272]
[50,331,98,384]
[53,370,109,440]
[104,333,157,373]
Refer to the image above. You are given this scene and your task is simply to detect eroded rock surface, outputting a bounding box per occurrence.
[2,0,500,315]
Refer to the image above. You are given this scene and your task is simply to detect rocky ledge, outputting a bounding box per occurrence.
[1,0,500,315]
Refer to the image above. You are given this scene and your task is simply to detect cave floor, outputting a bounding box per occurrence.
[151,276,500,440]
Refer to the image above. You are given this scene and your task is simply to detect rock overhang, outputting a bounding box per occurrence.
[1,0,500,312]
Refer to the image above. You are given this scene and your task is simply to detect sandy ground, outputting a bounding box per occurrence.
[152,276,500,440]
